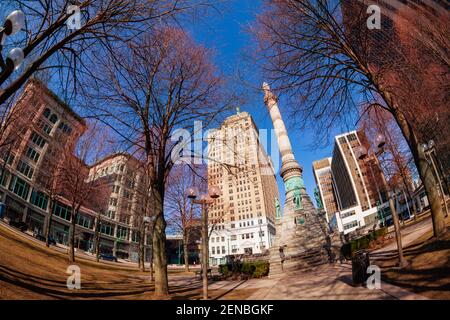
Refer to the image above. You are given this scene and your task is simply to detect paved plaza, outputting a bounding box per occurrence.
[211,263,427,300]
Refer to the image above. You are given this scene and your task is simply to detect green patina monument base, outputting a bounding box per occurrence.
[269,169,332,277]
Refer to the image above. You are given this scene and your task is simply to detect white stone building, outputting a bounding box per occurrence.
[206,112,279,265]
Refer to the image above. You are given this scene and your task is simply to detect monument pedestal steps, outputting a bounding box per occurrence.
[268,189,333,277]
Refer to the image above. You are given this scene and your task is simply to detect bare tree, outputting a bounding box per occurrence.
[166,163,205,271]
[59,122,110,262]
[252,0,448,237]
[360,106,418,216]
[86,27,233,295]
[84,175,111,261]
[0,0,204,106]
[129,158,156,273]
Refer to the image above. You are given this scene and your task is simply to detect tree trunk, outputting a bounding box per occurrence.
[149,241,154,282]
[95,234,100,262]
[95,220,100,262]
[378,88,446,237]
[139,225,145,272]
[45,200,54,247]
[68,211,77,263]
[152,210,169,296]
[147,225,154,281]
[183,230,190,272]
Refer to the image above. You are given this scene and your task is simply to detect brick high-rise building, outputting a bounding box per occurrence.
[206,111,279,265]
[0,80,152,261]
[0,78,86,232]
[312,157,339,224]
[341,0,450,179]
[87,153,153,260]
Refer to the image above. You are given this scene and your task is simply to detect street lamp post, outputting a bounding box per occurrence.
[355,134,407,268]
[423,140,448,218]
[0,10,25,82]
[187,186,221,300]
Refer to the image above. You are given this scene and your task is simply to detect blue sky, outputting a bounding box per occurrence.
[187,0,336,206]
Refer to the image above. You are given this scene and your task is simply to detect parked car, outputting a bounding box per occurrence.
[34,233,57,246]
[9,220,29,232]
[99,253,118,262]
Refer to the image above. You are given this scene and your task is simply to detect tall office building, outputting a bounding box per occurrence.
[312,158,339,224]
[330,130,388,234]
[206,111,279,265]
[341,0,449,178]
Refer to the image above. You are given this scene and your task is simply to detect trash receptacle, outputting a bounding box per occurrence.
[352,250,370,285]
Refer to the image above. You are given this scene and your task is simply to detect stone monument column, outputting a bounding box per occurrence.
[263,82,304,213]
[263,82,330,277]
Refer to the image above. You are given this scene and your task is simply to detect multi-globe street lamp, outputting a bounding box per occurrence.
[355,133,407,268]
[0,10,26,81]
[423,140,448,218]
[187,185,221,300]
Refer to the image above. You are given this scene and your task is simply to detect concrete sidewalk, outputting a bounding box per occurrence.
[220,263,429,300]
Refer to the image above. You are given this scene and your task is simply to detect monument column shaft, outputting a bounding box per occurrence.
[263,82,303,186]
[267,99,295,164]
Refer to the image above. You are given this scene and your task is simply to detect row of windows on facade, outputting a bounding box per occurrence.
[343,220,359,230]
[228,218,264,229]
[42,108,73,135]
[210,230,264,246]
[95,163,126,177]
[229,189,260,200]
[2,167,135,229]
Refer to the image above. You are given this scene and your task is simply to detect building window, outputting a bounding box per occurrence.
[222,246,226,254]
[77,214,93,229]
[30,132,47,149]
[9,176,30,200]
[3,152,14,165]
[38,119,52,135]
[109,197,118,206]
[340,210,356,219]
[343,220,358,230]
[49,114,58,124]
[30,189,48,210]
[53,202,72,221]
[119,215,130,224]
[100,224,114,236]
[0,168,10,186]
[117,226,128,239]
[43,108,51,118]
[212,247,215,255]
[58,122,72,135]
[105,210,115,219]
[25,146,40,163]
[17,160,34,179]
